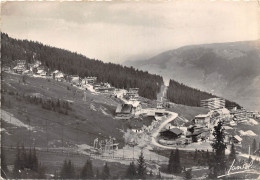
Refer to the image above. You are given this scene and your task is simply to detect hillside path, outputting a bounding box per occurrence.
[151,112,178,148]
[157,83,168,102]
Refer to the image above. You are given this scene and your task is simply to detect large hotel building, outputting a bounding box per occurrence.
[200,97,225,110]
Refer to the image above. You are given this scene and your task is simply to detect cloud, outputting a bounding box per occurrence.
[1,1,259,63]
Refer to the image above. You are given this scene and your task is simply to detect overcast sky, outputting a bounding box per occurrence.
[1,1,259,63]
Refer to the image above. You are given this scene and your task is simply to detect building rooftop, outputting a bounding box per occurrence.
[160,128,183,135]
[195,114,210,118]
[116,104,133,114]
[233,135,242,142]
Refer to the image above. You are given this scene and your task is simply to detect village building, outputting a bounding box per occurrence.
[22,70,33,75]
[230,135,243,145]
[13,65,26,74]
[33,60,41,68]
[210,108,231,122]
[53,71,65,81]
[2,66,10,72]
[200,97,225,110]
[36,68,47,76]
[115,104,134,119]
[16,60,27,67]
[13,60,27,74]
[94,83,115,93]
[193,114,210,126]
[70,75,81,86]
[96,86,115,93]
[130,101,142,113]
[82,77,97,84]
[157,102,164,109]
[125,88,139,100]
[160,128,183,140]
[247,111,260,119]
[155,109,167,120]
[186,125,210,141]
[254,149,260,156]
[230,108,248,122]
[27,63,34,71]
[229,120,237,126]
[128,120,144,133]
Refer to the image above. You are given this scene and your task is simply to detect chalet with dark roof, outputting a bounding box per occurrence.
[115,104,134,119]
[160,128,183,140]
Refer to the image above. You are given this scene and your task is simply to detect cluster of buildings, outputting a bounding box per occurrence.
[5,59,118,94]
[158,97,260,147]
[200,97,225,110]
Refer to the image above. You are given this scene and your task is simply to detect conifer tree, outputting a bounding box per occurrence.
[157,170,161,179]
[101,163,110,179]
[194,149,198,161]
[28,148,33,169]
[248,156,253,163]
[137,151,146,179]
[37,163,46,179]
[81,159,94,179]
[185,169,192,179]
[209,121,227,178]
[149,170,153,177]
[206,149,210,165]
[228,143,237,162]
[20,145,27,170]
[60,160,75,179]
[1,148,8,179]
[95,168,100,179]
[173,149,182,174]
[125,161,136,179]
[32,147,38,172]
[13,145,21,177]
[60,160,68,179]
[168,150,174,173]
[252,139,257,154]
[67,160,75,179]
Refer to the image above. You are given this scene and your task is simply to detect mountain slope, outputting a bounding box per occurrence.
[1,33,163,100]
[124,41,260,111]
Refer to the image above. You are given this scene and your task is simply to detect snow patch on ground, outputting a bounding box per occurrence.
[240,118,259,126]
[223,126,233,130]
[77,144,94,151]
[0,128,11,135]
[99,106,109,116]
[90,103,97,111]
[32,75,47,79]
[239,130,257,136]
[249,118,259,125]
[84,84,96,93]
[1,110,35,130]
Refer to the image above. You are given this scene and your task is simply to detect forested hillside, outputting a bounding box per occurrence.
[166,79,241,109]
[125,41,260,111]
[1,33,163,99]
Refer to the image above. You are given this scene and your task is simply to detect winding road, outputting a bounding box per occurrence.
[151,112,178,149]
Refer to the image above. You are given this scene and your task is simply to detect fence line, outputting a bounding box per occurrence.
[1,145,168,164]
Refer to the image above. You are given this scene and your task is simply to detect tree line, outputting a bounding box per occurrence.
[1,145,46,179]
[166,79,241,109]
[1,33,163,100]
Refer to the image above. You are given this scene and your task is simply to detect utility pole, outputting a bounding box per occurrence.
[76,122,79,154]
[112,138,114,158]
[46,118,48,152]
[157,148,159,163]
[133,145,135,161]
[62,122,64,154]
[26,115,31,148]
